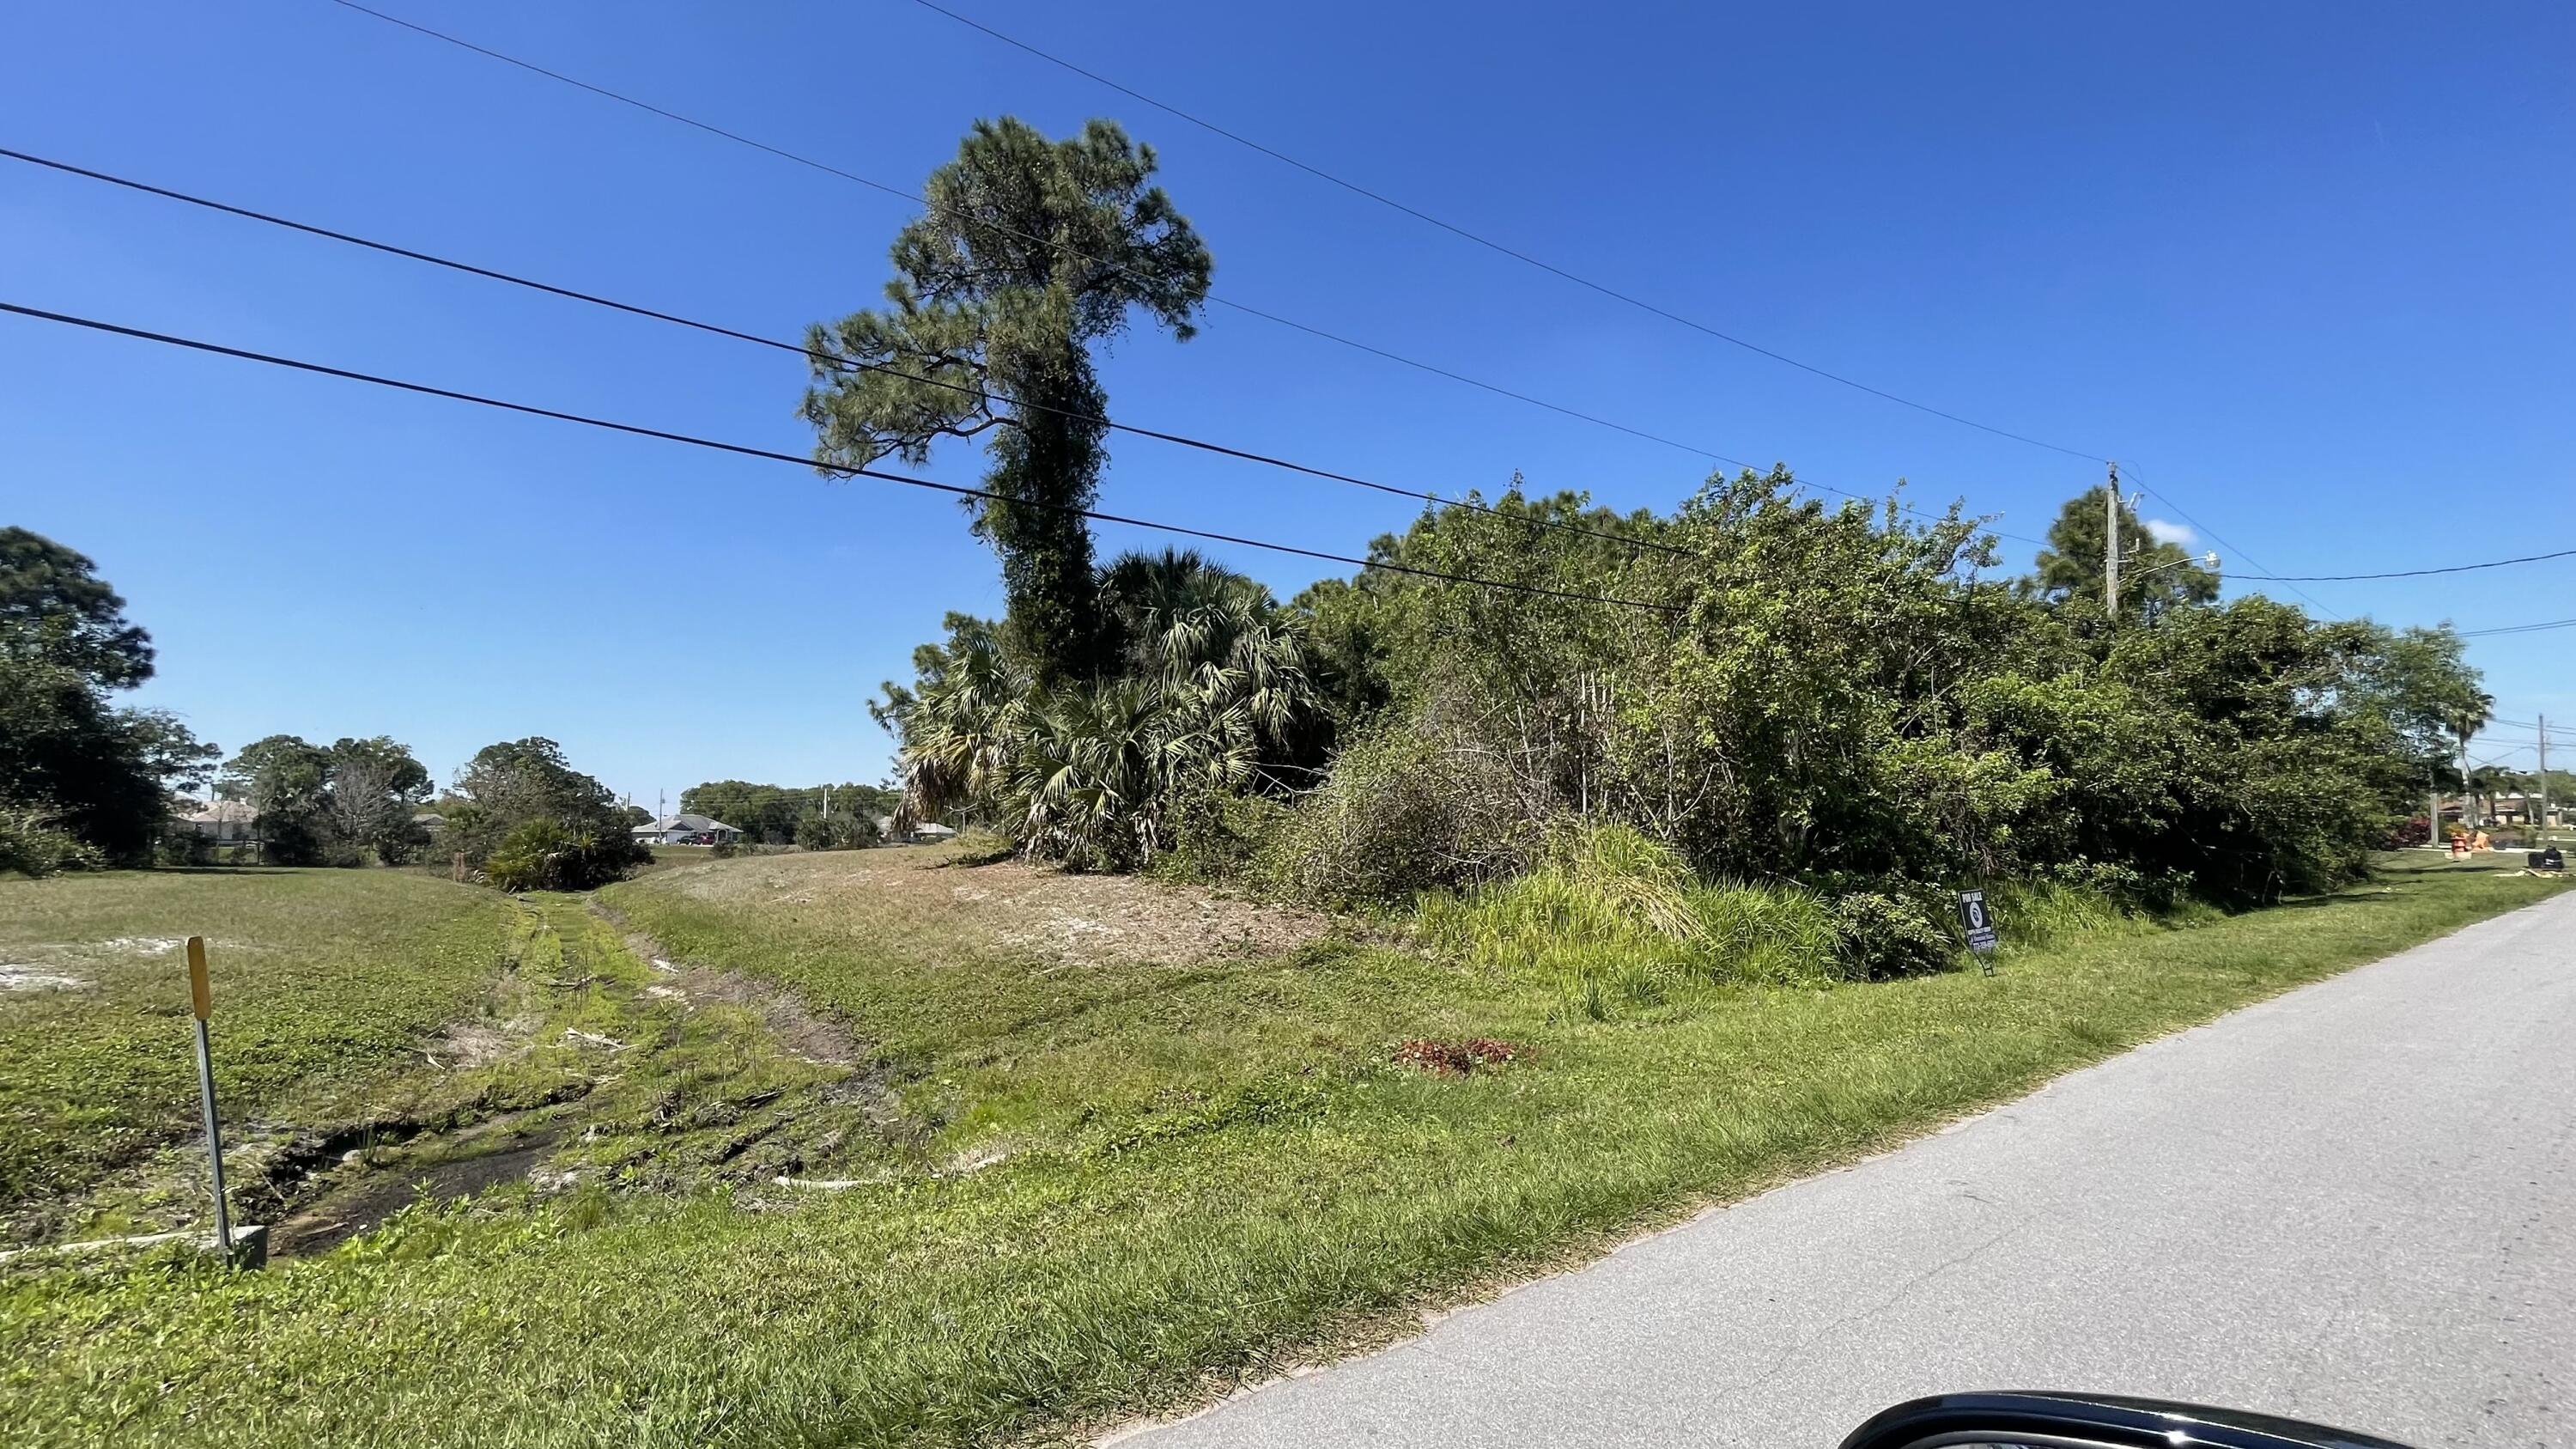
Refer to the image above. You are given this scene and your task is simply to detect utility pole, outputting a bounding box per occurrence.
[2541,715,2552,843]
[2458,727,2473,838]
[2104,461,2122,618]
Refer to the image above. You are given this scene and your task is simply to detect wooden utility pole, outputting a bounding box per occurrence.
[2103,461,2122,618]
[2541,715,2552,842]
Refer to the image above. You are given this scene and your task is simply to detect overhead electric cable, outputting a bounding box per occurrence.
[0,300,1687,614]
[905,0,2111,464]
[315,0,2049,546]
[0,145,1698,559]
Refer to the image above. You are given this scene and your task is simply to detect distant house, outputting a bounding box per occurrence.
[873,815,958,845]
[630,813,743,845]
[181,800,257,843]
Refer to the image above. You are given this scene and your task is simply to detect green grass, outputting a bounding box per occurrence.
[3,856,2565,1448]
[0,869,513,1212]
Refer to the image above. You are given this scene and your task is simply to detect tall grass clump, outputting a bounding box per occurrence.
[1416,824,1839,1017]
[1979,877,2214,954]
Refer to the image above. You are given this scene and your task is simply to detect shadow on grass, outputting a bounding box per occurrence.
[151,866,301,876]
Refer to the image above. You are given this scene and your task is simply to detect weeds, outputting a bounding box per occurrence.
[1417,824,1842,1015]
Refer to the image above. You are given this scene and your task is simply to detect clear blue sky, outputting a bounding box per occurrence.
[5,0,2571,802]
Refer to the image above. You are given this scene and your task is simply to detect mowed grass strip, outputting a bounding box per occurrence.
[0,869,513,1209]
[3,861,2563,1448]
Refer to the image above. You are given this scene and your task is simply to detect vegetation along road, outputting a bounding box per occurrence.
[1129,881,2576,1449]
[3,852,2563,1447]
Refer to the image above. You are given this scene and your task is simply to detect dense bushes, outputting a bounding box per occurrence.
[483,820,646,892]
[874,470,2485,972]
[0,802,107,878]
[1259,711,1539,904]
[436,739,649,892]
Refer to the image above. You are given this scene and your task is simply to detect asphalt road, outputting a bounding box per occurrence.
[1120,889,2576,1449]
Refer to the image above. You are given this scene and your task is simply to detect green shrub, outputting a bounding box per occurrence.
[1151,786,1291,885]
[1269,719,1540,906]
[1824,885,1959,978]
[483,819,648,892]
[0,801,106,877]
[1417,823,1843,1018]
[794,810,882,851]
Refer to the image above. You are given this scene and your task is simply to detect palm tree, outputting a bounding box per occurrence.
[1101,548,1321,783]
[874,617,1029,831]
[876,552,1328,869]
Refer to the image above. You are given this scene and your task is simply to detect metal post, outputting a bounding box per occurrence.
[185,937,232,1253]
[2104,463,2121,618]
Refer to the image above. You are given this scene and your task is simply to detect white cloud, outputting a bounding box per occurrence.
[2143,518,2196,545]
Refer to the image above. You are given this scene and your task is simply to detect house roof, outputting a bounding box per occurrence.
[186,801,256,825]
[633,813,738,833]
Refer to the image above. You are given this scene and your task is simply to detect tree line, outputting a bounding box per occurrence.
[0,527,649,888]
[677,780,900,848]
[826,117,2492,971]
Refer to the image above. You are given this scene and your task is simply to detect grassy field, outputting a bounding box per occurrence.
[0,869,511,1221]
[2,854,2565,1447]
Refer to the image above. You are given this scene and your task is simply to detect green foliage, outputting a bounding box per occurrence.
[0,535,214,865]
[877,554,1326,871]
[1150,784,1291,885]
[0,655,215,866]
[804,118,1212,683]
[794,809,881,851]
[444,739,648,887]
[682,781,899,845]
[2029,485,2219,619]
[1820,886,1959,979]
[0,527,155,688]
[1417,824,1843,1017]
[1263,709,1539,906]
[872,462,2487,968]
[483,819,641,893]
[0,801,106,878]
[217,734,433,866]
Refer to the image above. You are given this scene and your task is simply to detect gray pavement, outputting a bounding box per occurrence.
[1121,889,2576,1449]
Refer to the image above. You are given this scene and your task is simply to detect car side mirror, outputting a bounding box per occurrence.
[1839,1391,2419,1449]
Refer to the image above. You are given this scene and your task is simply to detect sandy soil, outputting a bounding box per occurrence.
[664,846,1332,969]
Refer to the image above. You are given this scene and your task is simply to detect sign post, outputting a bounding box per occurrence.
[1957,890,1999,975]
[185,936,233,1254]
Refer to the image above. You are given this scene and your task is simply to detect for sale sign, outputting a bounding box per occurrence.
[1958,890,1998,955]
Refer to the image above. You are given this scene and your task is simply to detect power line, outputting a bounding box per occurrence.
[2229,545,2576,582]
[316,0,2051,549]
[2116,472,2339,621]
[0,300,1684,615]
[906,0,2111,466]
[2459,617,2576,639]
[0,146,1692,562]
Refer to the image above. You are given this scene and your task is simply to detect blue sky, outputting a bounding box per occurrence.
[4,0,2571,801]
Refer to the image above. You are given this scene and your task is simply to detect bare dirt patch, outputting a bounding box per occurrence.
[665,846,1331,968]
[667,965,868,1067]
[0,966,88,993]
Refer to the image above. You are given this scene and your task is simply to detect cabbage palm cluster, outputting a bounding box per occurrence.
[875,550,1323,870]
